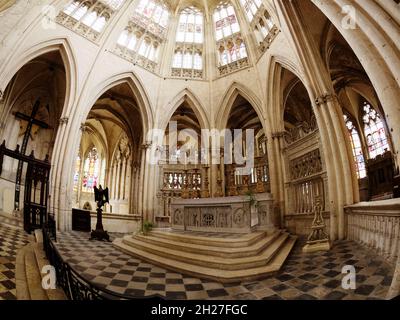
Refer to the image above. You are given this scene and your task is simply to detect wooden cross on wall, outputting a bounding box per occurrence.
[13,99,50,211]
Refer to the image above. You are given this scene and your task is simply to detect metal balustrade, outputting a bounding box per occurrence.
[42,217,162,300]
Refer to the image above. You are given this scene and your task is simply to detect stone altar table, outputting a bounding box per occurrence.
[170,193,277,233]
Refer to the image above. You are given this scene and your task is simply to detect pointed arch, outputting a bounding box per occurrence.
[216,81,264,131]
[0,37,78,119]
[266,55,313,132]
[161,88,210,131]
[81,71,154,139]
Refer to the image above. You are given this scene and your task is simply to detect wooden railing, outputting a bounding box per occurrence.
[345,200,400,262]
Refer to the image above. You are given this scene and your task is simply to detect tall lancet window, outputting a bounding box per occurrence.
[73,155,81,191]
[362,101,391,159]
[343,114,366,179]
[172,7,204,79]
[82,147,101,193]
[58,0,125,40]
[240,0,262,21]
[239,0,277,52]
[213,2,249,75]
[116,0,169,72]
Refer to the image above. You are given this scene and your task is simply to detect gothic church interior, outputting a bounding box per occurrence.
[0,0,399,301]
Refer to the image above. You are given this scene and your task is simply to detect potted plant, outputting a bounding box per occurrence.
[142,220,154,236]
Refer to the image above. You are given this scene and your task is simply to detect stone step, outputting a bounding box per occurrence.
[149,229,267,248]
[15,245,31,300]
[32,242,66,300]
[15,233,66,300]
[113,235,297,283]
[121,232,290,271]
[134,230,282,258]
[23,244,48,300]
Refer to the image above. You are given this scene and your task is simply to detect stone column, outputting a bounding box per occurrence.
[110,163,116,200]
[308,0,400,166]
[115,158,121,201]
[120,157,126,200]
[271,131,286,227]
[140,142,152,222]
[274,0,358,240]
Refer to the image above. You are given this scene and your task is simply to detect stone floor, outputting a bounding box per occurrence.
[0,223,31,300]
[55,231,395,300]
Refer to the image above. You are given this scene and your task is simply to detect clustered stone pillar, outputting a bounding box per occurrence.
[274,0,358,241]
[271,131,286,228]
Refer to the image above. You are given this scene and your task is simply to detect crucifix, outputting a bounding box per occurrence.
[13,99,50,212]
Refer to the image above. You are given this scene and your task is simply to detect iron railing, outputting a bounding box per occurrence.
[42,219,162,300]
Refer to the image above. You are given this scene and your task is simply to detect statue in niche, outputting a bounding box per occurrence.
[119,134,129,156]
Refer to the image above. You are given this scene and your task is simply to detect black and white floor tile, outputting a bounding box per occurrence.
[0,224,31,300]
[54,231,395,300]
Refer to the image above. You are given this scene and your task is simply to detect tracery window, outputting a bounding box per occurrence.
[240,0,262,22]
[362,102,390,159]
[116,0,169,72]
[213,2,249,75]
[343,114,367,179]
[239,0,277,53]
[73,155,81,191]
[58,0,125,41]
[172,7,204,79]
[82,147,101,193]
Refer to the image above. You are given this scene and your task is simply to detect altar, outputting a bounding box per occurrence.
[170,193,278,233]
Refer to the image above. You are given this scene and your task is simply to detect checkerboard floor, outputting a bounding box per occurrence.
[0,223,31,300]
[55,231,395,300]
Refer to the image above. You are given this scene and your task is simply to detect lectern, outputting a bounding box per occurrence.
[90,185,110,242]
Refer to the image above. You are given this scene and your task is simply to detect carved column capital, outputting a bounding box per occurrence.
[59,117,69,125]
[80,123,88,132]
[271,131,286,139]
[141,141,152,150]
[315,93,336,106]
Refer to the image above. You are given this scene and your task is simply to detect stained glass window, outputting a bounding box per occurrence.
[117,0,168,64]
[73,155,81,191]
[362,102,390,159]
[82,147,101,192]
[343,114,366,179]
[172,7,204,76]
[239,0,262,22]
[218,38,247,66]
[214,3,248,66]
[102,0,125,10]
[213,3,240,41]
[62,0,124,33]
[135,0,169,30]
[176,7,204,44]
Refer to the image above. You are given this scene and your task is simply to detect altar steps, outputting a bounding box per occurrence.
[149,230,267,248]
[113,230,297,283]
[131,231,280,258]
